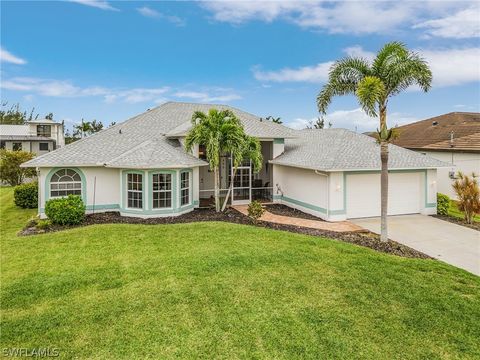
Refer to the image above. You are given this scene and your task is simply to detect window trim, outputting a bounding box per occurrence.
[180,170,192,207]
[151,172,173,210]
[125,171,144,210]
[45,168,86,204]
[147,170,177,212]
[37,124,52,137]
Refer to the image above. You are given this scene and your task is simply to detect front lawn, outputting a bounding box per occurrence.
[1,187,479,359]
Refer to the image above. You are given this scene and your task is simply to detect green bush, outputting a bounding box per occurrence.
[247,201,265,223]
[14,182,38,208]
[0,149,37,186]
[437,193,450,216]
[36,219,52,231]
[45,195,86,225]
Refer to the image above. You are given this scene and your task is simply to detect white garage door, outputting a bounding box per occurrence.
[346,172,422,218]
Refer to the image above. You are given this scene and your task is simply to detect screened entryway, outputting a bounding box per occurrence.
[199,141,273,207]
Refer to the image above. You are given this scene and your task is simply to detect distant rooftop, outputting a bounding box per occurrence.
[392,112,480,153]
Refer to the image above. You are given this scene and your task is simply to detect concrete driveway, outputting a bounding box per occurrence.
[351,215,480,276]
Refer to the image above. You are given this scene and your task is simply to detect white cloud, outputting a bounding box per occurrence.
[253,61,333,83]
[0,47,27,65]
[421,47,480,87]
[137,6,186,26]
[173,90,241,103]
[254,45,480,88]
[201,1,475,37]
[286,108,417,133]
[414,7,480,39]
[69,0,119,11]
[1,76,241,104]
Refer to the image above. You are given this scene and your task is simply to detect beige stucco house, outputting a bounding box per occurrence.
[0,118,65,155]
[393,112,480,199]
[22,102,447,221]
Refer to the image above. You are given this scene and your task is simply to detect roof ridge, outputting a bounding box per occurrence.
[105,139,154,166]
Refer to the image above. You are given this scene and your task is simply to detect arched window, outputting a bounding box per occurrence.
[50,169,82,197]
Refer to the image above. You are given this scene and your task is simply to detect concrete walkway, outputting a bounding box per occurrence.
[352,215,480,276]
[233,205,364,233]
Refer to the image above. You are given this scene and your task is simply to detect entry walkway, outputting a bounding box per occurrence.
[232,205,364,233]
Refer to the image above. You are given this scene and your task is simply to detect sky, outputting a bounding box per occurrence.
[1,0,479,133]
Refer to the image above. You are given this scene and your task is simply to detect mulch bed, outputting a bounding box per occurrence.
[432,214,480,231]
[264,204,325,221]
[20,205,431,259]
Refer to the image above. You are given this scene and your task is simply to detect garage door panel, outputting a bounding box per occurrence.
[346,172,422,218]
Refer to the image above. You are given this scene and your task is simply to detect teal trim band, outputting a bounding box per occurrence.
[121,170,146,212]
[273,138,285,145]
[40,204,120,213]
[193,200,199,206]
[44,167,87,204]
[273,194,282,200]
[276,195,327,214]
[147,169,177,212]
[120,203,195,215]
[329,209,346,215]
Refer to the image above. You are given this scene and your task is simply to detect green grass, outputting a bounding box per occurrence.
[448,200,480,222]
[1,187,479,359]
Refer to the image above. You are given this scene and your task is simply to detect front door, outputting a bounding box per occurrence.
[231,159,251,205]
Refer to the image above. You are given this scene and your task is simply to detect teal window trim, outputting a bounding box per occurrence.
[148,170,177,212]
[45,167,87,204]
[122,170,146,211]
[179,169,193,208]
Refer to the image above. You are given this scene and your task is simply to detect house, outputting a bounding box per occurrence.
[392,112,480,199]
[0,118,65,155]
[22,102,447,221]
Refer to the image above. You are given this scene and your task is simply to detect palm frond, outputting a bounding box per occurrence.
[355,76,385,117]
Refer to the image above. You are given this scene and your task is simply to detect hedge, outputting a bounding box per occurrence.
[45,195,86,225]
[14,182,38,209]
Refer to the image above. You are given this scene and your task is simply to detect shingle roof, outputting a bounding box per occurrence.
[0,124,29,136]
[270,129,449,171]
[392,112,480,152]
[164,102,296,139]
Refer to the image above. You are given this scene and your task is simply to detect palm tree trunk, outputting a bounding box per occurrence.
[380,106,388,242]
[214,167,220,212]
[221,168,237,212]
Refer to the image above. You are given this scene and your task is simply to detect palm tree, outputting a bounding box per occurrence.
[185,109,262,212]
[73,119,92,138]
[317,42,432,241]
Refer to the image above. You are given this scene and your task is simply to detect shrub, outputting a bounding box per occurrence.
[452,172,480,224]
[0,149,37,186]
[247,201,265,223]
[14,181,38,208]
[36,219,52,231]
[45,195,86,225]
[437,193,450,216]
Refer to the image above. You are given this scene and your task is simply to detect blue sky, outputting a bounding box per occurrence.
[1,1,479,133]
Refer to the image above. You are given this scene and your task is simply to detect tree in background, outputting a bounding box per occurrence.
[45,112,54,120]
[0,149,37,186]
[90,119,104,133]
[0,102,39,125]
[317,42,432,241]
[265,116,282,124]
[453,172,480,224]
[306,116,332,129]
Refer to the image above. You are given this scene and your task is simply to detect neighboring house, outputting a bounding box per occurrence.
[22,102,447,221]
[392,112,480,199]
[0,118,65,155]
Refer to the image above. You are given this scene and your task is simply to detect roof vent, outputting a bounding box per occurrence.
[119,129,122,134]
[432,121,438,126]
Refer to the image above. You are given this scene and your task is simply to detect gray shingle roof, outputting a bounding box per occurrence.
[164,103,296,139]
[270,129,450,171]
[0,125,29,136]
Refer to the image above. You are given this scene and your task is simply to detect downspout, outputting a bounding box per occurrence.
[314,170,329,219]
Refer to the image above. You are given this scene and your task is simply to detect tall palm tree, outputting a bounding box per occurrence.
[185,109,262,212]
[317,42,432,241]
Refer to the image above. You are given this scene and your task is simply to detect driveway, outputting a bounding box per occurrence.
[351,215,480,276]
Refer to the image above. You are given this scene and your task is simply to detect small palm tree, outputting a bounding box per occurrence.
[317,42,432,241]
[73,119,92,138]
[185,109,262,212]
[453,172,480,224]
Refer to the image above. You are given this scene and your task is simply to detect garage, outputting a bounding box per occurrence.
[346,172,422,218]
